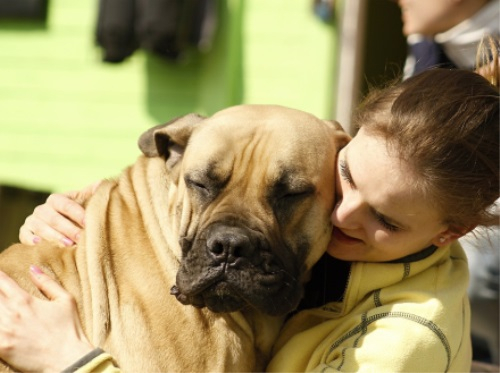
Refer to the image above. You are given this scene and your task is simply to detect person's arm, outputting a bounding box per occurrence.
[0,266,120,373]
[19,181,101,247]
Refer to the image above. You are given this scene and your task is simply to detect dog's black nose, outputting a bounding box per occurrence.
[207,226,255,263]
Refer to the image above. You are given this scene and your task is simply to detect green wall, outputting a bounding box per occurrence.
[0,0,338,193]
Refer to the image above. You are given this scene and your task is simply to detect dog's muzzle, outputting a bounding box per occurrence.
[171,222,302,316]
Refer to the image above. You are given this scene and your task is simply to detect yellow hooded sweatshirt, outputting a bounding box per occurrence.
[267,242,472,372]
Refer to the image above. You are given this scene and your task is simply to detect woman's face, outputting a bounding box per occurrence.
[327,128,455,262]
[397,0,474,36]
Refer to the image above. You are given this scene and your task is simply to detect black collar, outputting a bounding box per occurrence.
[387,245,438,264]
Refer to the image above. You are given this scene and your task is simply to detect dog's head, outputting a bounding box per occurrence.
[139,105,349,316]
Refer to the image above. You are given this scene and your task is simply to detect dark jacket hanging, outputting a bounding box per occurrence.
[96,0,138,63]
[95,0,218,63]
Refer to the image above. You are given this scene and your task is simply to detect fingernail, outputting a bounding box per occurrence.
[33,236,41,244]
[61,237,74,247]
[30,265,44,275]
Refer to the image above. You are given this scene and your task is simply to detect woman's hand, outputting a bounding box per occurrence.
[0,266,94,372]
[19,181,101,247]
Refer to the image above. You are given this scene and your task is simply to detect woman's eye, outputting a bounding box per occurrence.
[339,160,355,188]
[375,213,400,232]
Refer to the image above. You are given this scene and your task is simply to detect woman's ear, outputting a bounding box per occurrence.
[432,226,474,247]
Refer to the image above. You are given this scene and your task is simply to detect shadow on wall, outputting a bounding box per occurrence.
[0,186,50,250]
[0,0,49,29]
[361,0,406,94]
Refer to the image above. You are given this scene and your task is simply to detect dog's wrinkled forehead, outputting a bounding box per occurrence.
[183,105,335,177]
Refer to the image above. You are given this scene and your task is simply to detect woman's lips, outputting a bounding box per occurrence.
[332,227,362,245]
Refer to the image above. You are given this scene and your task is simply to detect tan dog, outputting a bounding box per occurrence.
[0,105,349,372]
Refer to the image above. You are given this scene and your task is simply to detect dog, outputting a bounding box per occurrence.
[0,104,349,372]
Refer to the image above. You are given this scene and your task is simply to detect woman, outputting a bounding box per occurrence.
[1,66,498,371]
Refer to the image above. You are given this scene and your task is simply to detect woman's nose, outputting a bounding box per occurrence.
[331,191,363,228]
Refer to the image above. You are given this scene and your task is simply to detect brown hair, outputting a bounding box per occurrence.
[352,67,499,230]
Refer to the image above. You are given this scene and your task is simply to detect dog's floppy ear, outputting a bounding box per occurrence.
[138,113,205,162]
[323,119,351,149]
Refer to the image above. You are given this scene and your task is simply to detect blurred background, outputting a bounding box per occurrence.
[0,0,498,367]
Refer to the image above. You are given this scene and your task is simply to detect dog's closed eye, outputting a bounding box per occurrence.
[278,187,315,201]
[271,173,315,201]
[185,176,212,197]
